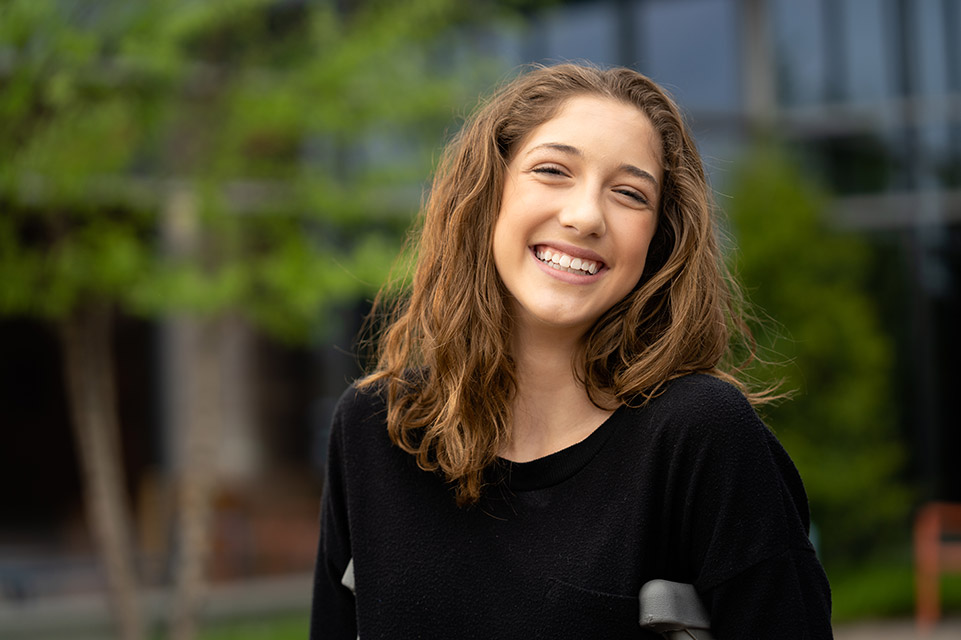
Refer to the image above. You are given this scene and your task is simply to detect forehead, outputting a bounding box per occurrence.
[516,94,663,174]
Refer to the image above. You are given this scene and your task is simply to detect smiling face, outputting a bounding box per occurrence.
[492,94,663,340]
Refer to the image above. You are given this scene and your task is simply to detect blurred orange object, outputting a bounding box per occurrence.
[915,502,961,633]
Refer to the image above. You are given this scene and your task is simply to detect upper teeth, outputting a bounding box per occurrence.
[535,248,599,275]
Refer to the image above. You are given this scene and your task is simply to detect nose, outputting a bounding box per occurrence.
[557,184,606,237]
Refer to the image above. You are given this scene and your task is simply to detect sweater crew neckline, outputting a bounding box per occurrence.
[495,407,624,491]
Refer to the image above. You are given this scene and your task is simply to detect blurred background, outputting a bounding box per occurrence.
[0,0,959,638]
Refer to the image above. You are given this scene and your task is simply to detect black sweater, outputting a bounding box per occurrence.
[310,374,832,639]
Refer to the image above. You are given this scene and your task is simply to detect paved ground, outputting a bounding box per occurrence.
[0,573,313,640]
[2,574,959,639]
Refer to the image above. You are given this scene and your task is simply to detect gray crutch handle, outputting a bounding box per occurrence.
[638,579,715,639]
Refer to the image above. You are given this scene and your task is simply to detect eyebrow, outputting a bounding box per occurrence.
[526,142,660,189]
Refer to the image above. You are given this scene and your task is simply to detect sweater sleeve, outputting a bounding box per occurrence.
[664,377,833,639]
[309,389,358,640]
[703,546,833,639]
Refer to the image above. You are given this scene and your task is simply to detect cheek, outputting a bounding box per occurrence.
[622,218,658,266]
[492,188,533,260]
[491,211,521,291]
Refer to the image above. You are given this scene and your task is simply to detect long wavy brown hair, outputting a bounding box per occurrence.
[361,63,766,506]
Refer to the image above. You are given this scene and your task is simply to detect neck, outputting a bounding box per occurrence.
[502,321,615,462]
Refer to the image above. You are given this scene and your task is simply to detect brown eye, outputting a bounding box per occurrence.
[615,188,649,206]
[530,164,568,177]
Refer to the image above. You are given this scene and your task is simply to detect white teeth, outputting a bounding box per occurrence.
[534,248,600,276]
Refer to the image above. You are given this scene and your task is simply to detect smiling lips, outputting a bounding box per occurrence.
[534,246,602,275]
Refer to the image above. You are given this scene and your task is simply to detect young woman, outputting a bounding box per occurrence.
[310,64,833,639]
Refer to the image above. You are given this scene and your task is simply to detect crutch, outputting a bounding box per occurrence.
[638,580,715,639]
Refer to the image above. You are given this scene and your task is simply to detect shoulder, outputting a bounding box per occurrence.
[639,373,764,442]
[656,372,752,411]
[333,380,387,424]
[623,374,807,518]
[639,373,813,529]
[328,380,392,455]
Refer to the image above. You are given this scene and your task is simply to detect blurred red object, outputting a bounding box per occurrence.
[915,502,961,633]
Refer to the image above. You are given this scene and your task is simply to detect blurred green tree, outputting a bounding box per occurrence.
[725,144,912,568]
[0,0,496,638]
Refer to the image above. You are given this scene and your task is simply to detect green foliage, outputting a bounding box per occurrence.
[196,613,309,640]
[0,0,494,342]
[829,551,961,623]
[725,144,912,567]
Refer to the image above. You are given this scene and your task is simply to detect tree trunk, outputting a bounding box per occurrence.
[168,315,225,640]
[59,303,145,640]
